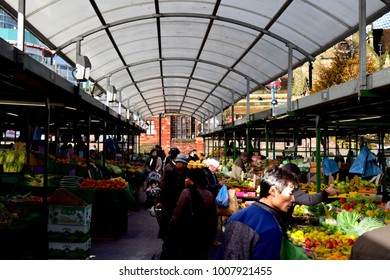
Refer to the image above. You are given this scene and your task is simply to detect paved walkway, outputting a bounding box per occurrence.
[90,187,163,260]
[90,185,221,260]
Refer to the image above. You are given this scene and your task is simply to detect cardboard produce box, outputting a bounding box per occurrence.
[48,238,91,259]
[48,188,92,225]
[47,224,91,242]
[48,204,92,225]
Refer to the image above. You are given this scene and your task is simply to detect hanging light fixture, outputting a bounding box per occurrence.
[74,55,92,81]
[107,85,117,102]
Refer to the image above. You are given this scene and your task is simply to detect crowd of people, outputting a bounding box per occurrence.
[139,146,389,260]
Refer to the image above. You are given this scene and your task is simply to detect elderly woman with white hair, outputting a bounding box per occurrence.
[203,158,226,198]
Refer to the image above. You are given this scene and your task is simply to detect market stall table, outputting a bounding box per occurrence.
[0,210,47,259]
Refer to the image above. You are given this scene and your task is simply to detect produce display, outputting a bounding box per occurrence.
[288,225,356,260]
[79,177,127,189]
[59,176,83,188]
[16,174,61,187]
[0,193,43,218]
[44,152,86,167]
[288,195,389,260]
[0,202,12,226]
[187,160,204,169]
[299,176,379,194]
[226,179,255,190]
[1,146,388,261]
[332,177,379,193]
[0,149,26,172]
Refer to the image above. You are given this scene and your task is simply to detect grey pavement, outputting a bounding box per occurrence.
[90,186,220,260]
[90,188,163,260]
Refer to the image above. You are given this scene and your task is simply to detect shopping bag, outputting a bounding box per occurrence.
[349,146,369,175]
[216,189,238,215]
[280,237,310,260]
[363,158,383,178]
[322,157,339,175]
[215,184,229,207]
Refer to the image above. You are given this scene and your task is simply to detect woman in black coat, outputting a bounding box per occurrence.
[161,168,216,259]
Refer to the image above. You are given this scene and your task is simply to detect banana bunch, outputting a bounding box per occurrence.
[358,177,379,189]
[0,150,26,172]
[110,177,126,182]
[300,182,316,192]
[300,182,327,192]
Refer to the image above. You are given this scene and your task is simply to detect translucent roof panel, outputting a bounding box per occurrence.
[1,0,389,120]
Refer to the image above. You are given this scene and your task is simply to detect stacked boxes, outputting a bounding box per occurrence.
[47,188,92,259]
[307,161,323,184]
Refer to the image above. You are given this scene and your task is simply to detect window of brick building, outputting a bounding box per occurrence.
[146,120,155,135]
[171,116,196,139]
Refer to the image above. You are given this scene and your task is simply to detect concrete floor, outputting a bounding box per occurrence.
[90,188,163,260]
[90,187,220,260]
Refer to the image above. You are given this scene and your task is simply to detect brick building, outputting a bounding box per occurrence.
[140,115,204,157]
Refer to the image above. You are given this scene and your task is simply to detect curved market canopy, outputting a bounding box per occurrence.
[1,0,389,121]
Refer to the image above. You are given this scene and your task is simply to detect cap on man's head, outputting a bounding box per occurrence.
[169,146,180,152]
[175,154,188,164]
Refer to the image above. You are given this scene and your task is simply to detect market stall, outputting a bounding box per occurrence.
[0,195,46,259]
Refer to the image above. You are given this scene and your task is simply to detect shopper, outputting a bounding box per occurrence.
[161,168,216,259]
[350,224,390,259]
[144,148,163,175]
[188,148,200,162]
[282,163,338,205]
[155,144,166,162]
[157,153,189,240]
[203,158,226,197]
[66,143,74,160]
[230,151,251,180]
[203,158,226,246]
[163,146,181,173]
[216,165,298,260]
[281,163,338,227]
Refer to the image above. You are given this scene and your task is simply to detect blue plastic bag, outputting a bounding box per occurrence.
[322,157,339,175]
[363,160,383,178]
[215,184,229,207]
[349,146,369,175]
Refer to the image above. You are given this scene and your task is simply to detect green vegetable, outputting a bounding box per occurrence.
[336,210,385,237]
[307,204,325,216]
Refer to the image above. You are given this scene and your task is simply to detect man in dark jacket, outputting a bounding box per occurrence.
[157,153,188,240]
[216,165,298,260]
[163,146,180,173]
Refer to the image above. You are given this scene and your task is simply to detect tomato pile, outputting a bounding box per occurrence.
[79,178,127,189]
